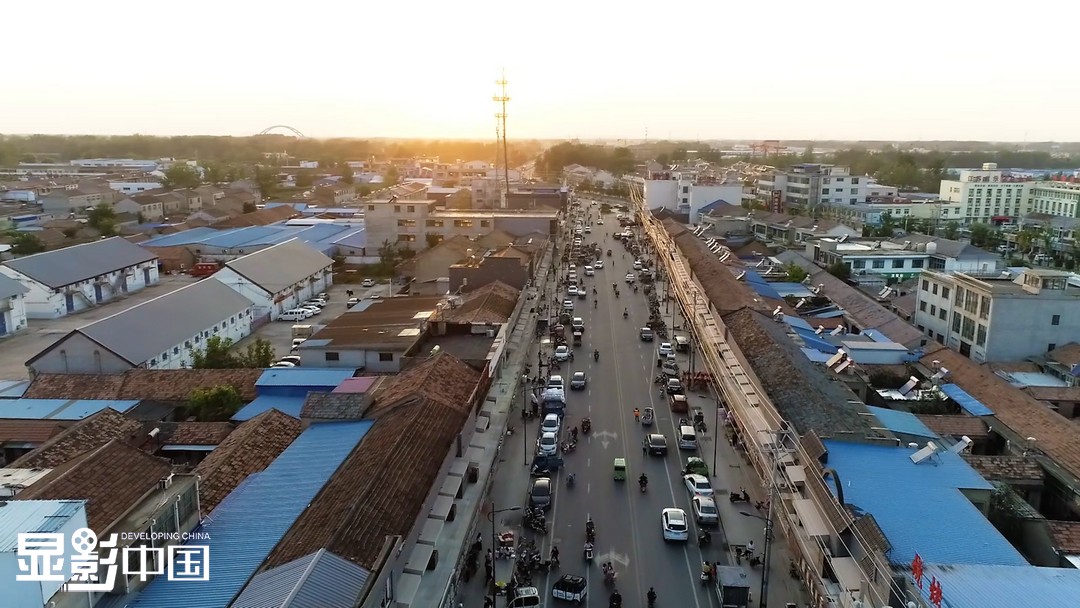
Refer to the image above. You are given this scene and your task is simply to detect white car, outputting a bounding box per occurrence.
[633,260,643,271]
[541,413,561,435]
[568,285,579,297]
[593,260,604,269]
[554,345,571,362]
[692,496,719,526]
[662,508,689,542]
[574,239,583,247]
[563,299,574,311]
[597,219,604,225]
[277,355,302,366]
[684,474,714,497]
[658,342,674,357]
[584,265,594,276]
[271,361,296,368]
[299,305,321,315]
[347,297,361,308]
[575,228,584,236]
[547,375,564,390]
[571,317,584,332]
[538,432,559,456]
[584,226,592,234]
[281,308,313,320]
[361,278,376,287]
[625,273,636,283]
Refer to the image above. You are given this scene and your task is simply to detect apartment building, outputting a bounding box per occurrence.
[914,268,1080,362]
[1026,179,1080,218]
[811,234,1001,282]
[756,164,870,211]
[363,197,557,249]
[644,169,744,223]
[938,162,1032,224]
[827,199,964,228]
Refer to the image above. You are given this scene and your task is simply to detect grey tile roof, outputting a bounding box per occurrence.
[2,237,158,289]
[300,393,368,420]
[0,273,28,300]
[31,279,254,367]
[232,549,370,608]
[224,239,334,294]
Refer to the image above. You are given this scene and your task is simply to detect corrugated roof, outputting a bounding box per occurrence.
[232,395,308,421]
[940,384,995,416]
[131,421,371,608]
[231,549,370,608]
[9,408,144,469]
[223,239,333,294]
[865,406,939,439]
[823,440,1027,566]
[0,379,30,398]
[2,237,157,289]
[0,500,85,552]
[915,563,1080,608]
[256,368,357,388]
[0,273,28,300]
[30,279,254,368]
[0,399,136,420]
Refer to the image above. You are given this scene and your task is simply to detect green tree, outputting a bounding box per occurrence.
[187,385,243,422]
[295,170,314,189]
[190,336,237,368]
[203,162,228,184]
[969,223,992,247]
[384,167,400,186]
[253,165,278,200]
[826,262,851,281]
[242,201,257,213]
[340,164,355,185]
[784,262,809,283]
[942,221,959,240]
[161,164,201,189]
[237,338,276,368]
[801,144,816,162]
[86,203,117,236]
[9,232,45,254]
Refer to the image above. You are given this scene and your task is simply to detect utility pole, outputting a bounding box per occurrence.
[494,70,511,202]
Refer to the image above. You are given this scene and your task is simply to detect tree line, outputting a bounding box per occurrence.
[537,143,637,178]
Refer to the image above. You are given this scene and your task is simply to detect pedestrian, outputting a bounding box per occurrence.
[643,441,648,456]
[485,549,492,570]
[485,563,493,583]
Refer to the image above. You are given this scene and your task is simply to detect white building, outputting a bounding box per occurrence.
[0,500,89,608]
[643,169,744,223]
[1026,180,1080,219]
[26,278,254,374]
[810,234,1002,282]
[108,181,164,195]
[0,237,159,319]
[914,267,1080,362]
[0,273,29,336]
[212,238,334,321]
[71,158,160,171]
[757,164,872,211]
[938,162,1032,224]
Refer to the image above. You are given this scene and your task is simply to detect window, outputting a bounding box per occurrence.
[426,219,444,228]
[941,286,949,299]
[922,280,929,291]
[480,220,491,228]
[919,301,927,312]
[396,219,417,227]
[1049,343,1057,352]
[852,177,860,184]
[851,188,858,194]
[961,317,976,340]
[892,259,904,268]
[1052,314,1061,326]
[938,308,946,320]
[173,346,179,354]
[955,287,964,305]
[822,188,830,195]
[394,205,401,213]
[930,305,937,315]
[979,296,990,319]
[952,312,962,332]
[682,186,689,194]
[853,260,865,269]
[454,219,474,228]
[325,352,340,361]
[976,324,987,346]
[872,260,884,269]
[931,283,938,295]
[368,205,375,211]
[407,205,415,213]
[379,352,394,362]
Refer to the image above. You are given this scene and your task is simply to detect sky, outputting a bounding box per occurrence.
[4,0,1080,142]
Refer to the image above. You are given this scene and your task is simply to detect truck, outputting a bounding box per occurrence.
[540,387,566,417]
[189,261,222,278]
[714,565,752,607]
[291,325,315,339]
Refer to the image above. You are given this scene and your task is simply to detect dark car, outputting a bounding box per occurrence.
[640,327,654,342]
[666,378,684,395]
[530,477,552,511]
[644,433,668,456]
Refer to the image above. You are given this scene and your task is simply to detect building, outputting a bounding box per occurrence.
[939,162,1033,224]
[107,181,163,195]
[914,267,1080,362]
[26,279,255,375]
[39,182,119,214]
[0,273,29,336]
[505,183,568,211]
[810,233,1002,282]
[825,198,962,228]
[212,239,334,321]
[1026,179,1080,219]
[448,245,533,293]
[1,500,90,608]
[397,235,480,295]
[363,197,557,249]
[644,169,744,223]
[114,196,165,221]
[0,237,159,319]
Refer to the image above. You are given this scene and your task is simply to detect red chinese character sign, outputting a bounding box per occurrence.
[911,553,924,589]
[929,577,943,607]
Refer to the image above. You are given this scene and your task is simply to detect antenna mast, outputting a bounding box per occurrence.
[494,70,511,203]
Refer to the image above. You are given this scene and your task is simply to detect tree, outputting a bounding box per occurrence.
[253,165,278,200]
[87,203,117,236]
[187,385,242,422]
[237,338,276,368]
[161,164,201,189]
[425,234,442,249]
[202,162,228,184]
[242,201,257,213]
[942,221,959,240]
[190,336,237,369]
[340,164,355,185]
[295,169,314,189]
[9,232,45,254]
[826,262,851,281]
[384,167,400,187]
[801,144,816,162]
[969,223,992,247]
[784,262,809,283]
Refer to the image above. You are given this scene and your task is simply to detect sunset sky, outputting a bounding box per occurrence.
[4,0,1077,141]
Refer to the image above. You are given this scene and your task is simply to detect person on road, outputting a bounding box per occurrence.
[550,545,560,566]
[633,407,640,421]
[647,587,657,606]
[747,539,755,555]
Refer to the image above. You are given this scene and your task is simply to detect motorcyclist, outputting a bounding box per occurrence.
[647,587,657,607]
[623,307,628,317]
[594,298,598,308]
[609,589,623,608]
[593,349,600,361]
[638,473,648,490]
[550,546,560,566]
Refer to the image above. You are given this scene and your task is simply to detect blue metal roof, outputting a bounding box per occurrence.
[865,406,939,439]
[330,227,366,249]
[0,500,86,551]
[823,440,1026,567]
[859,329,892,343]
[917,563,1080,608]
[200,226,285,248]
[139,227,224,248]
[940,384,995,416]
[799,333,839,354]
[256,368,357,388]
[770,282,814,298]
[129,421,373,608]
[231,549,370,608]
[781,315,813,330]
[742,271,783,300]
[232,395,307,421]
[800,348,832,363]
[0,399,137,420]
[0,379,30,398]
[812,309,846,318]
[698,199,736,213]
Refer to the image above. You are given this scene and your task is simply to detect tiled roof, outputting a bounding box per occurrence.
[1024,386,1080,403]
[300,393,367,420]
[8,408,143,469]
[193,409,302,514]
[475,229,517,249]
[723,308,878,436]
[1047,520,1080,553]
[23,369,263,401]
[1047,343,1080,368]
[665,219,767,314]
[915,415,990,439]
[921,347,1080,482]
[0,420,73,445]
[439,280,519,323]
[15,439,172,531]
[265,354,480,569]
[962,455,1044,482]
[149,421,235,446]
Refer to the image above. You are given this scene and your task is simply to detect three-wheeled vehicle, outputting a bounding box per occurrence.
[532,454,564,476]
[613,458,627,481]
[508,586,543,608]
[640,407,655,426]
[606,249,612,256]
[551,573,588,604]
[572,330,583,346]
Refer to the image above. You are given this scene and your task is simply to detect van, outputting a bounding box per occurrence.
[674,335,690,352]
[280,309,309,321]
[678,426,698,451]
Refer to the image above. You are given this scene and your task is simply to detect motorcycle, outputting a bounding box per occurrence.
[594,350,600,362]
[526,518,548,534]
[638,476,648,493]
[623,309,628,318]
[582,418,592,435]
[729,488,750,503]
[647,590,657,608]
[567,473,576,487]
[583,542,594,560]
[561,441,577,453]
[698,530,712,545]
[602,565,617,586]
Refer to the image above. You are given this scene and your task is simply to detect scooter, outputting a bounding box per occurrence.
[583,543,594,560]
[561,441,577,453]
[698,530,712,545]
[730,488,750,503]
[567,473,576,487]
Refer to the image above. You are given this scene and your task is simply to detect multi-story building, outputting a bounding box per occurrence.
[826,199,963,228]
[938,162,1032,225]
[811,234,1002,282]
[914,267,1080,362]
[1026,179,1080,218]
[363,197,557,249]
[40,182,120,214]
[756,164,871,212]
[644,169,744,223]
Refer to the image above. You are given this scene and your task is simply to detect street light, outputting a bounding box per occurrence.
[740,500,774,608]
[489,505,522,606]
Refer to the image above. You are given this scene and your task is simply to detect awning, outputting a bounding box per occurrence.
[793,498,831,537]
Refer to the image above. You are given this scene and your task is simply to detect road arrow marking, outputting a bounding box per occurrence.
[593,430,617,449]
[595,550,630,568]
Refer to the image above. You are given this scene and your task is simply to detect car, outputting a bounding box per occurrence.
[574,239,583,247]
[640,327,654,342]
[537,432,559,456]
[658,342,674,357]
[568,285,579,297]
[290,338,306,351]
[568,272,577,283]
[667,378,684,395]
[571,317,584,332]
[570,371,587,390]
[692,496,720,526]
[625,272,636,283]
[584,226,592,233]
[316,292,328,300]
[554,345,571,362]
[563,299,574,311]
[662,508,689,542]
[347,297,361,307]
[282,308,313,320]
[593,259,604,269]
[584,265,594,276]
[597,219,604,225]
[633,260,643,271]
[547,375,564,390]
[577,288,587,300]
[299,305,321,315]
[575,228,583,236]
[541,413,561,435]
[278,355,301,365]
[361,278,376,287]
[270,361,296,368]
[305,298,327,307]
[683,474,714,497]
[367,294,381,300]
[644,433,668,456]
[529,477,553,511]
[569,264,576,272]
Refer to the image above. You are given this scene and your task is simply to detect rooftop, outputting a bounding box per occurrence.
[9,408,144,469]
[0,419,72,445]
[140,222,365,255]
[304,296,443,350]
[192,409,302,514]
[299,392,368,420]
[231,549,370,608]
[1047,520,1080,554]
[223,239,334,294]
[255,367,358,388]
[0,399,138,420]
[666,220,771,314]
[437,280,519,323]
[865,406,937,440]
[915,563,1080,608]
[150,421,235,446]
[129,421,372,608]
[2,237,157,289]
[915,414,990,439]
[823,440,1027,567]
[23,369,264,401]
[0,500,85,553]
[962,454,1045,483]
[265,354,479,570]
[15,439,173,531]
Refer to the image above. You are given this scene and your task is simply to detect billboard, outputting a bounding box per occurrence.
[770,190,784,213]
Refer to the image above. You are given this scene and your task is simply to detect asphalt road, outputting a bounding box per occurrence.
[534,224,721,608]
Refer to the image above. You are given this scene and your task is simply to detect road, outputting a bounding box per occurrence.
[533,217,721,608]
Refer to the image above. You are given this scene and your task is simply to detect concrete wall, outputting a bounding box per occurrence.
[0,262,159,320]
[159,308,253,369]
[985,297,1080,361]
[29,331,134,374]
[299,345,403,372]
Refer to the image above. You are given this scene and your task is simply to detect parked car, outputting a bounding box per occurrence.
[683,474,714,497]
[541,413,561,435]
[347,297,361,308]
[554,345,571,362]
[667,378,684,395]
[661,508,689,542]
[270,361,296,368]
[692,496,719,526]
[361,278,376,287]
[658,342,674,357]
[563,299,574,311]
[280,309,312,321]
[537,432,559,456]
[530,477,553,511]
[547,375,564,390]
[278,355,301,365]
[625,272,636,283]
[298,305,321,315]
[571,317,585,332]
